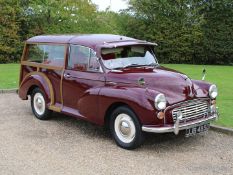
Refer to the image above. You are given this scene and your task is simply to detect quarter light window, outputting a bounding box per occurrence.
[26,44,65,67]
[68,45,100,72]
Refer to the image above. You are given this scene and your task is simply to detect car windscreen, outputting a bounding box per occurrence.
[101,45,158,69]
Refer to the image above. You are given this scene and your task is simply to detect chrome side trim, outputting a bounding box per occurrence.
[142,114,217,134]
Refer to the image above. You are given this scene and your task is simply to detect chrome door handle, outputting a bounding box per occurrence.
[64,73,71,78]
[106,81,117,86]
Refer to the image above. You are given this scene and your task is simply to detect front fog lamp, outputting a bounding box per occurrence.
[209,85,218,99]
[155,93,167,110]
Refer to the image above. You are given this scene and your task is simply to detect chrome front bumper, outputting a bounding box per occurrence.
[142,114,218,135]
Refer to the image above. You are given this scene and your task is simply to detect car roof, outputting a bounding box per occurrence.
[26,34,156,50]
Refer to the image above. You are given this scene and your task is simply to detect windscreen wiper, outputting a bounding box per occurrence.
[141,63,159,67]
[123,64,141,69]
[114,63,157,70]
[113,64,140,70]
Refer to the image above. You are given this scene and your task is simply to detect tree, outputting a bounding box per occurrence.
[23,0,98,34]
[1,0,232,64]
[0,0,102,63]
[201,0,233,64]
[123,0,205,64]
[0,0,21,63]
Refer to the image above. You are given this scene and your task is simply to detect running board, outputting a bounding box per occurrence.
[62,106,85,119]
[49,105,62,112]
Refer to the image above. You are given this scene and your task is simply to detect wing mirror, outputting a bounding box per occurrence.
[202,68,206,80]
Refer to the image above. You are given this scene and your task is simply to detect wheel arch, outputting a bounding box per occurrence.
[18,72,54,106]
[99,87,160,127]
[27,85,39,96]
[104,102,142,128]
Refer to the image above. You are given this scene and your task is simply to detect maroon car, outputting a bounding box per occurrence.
[19,34,218,149]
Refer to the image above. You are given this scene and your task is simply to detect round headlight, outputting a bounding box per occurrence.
[155,93,167,110]
[209,85,218,99]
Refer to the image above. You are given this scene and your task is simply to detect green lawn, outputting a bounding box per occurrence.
[0,63,232,128]
[0,64,19,89]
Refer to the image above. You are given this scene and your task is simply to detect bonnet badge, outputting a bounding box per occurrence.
[138,78,145,85]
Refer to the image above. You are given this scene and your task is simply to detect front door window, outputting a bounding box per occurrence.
[68,45,101,72]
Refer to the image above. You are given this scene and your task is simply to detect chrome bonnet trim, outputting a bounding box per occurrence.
[142,114,218,134]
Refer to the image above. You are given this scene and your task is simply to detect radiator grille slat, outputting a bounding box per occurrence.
[175,103,206,111]
[172,100,209,122]
[179,107,207,115]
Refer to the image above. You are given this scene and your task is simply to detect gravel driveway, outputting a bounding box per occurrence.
[0,93,233,175]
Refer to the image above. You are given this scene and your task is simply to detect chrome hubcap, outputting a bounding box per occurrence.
[33,93,45,115]
[120,121,130,136]
[114,114,136,143]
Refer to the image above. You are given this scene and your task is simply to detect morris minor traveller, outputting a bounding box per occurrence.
[19,34,219,149]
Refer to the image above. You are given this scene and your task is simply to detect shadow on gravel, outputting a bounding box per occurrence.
[141,132,201,152]
[50,112,110,139]
[48,112,207,152]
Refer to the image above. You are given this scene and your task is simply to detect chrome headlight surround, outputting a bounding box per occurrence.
[154,93,167,110]
[209,84,218,99]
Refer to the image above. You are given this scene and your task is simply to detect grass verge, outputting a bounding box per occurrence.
[0,64,19,89]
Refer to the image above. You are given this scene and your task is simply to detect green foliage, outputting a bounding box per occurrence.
[20,0,124,35]
[0,0,232,64]
[122,0,201,63]
[201,0,233,64]
[0,0,21,63]
[19,0,99,35]
[123,0,233,65]
[0,0,121,63]
[94,11,122,34]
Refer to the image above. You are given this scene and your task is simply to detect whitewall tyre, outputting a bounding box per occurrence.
[31,88,52,120]
[110,106,144,150]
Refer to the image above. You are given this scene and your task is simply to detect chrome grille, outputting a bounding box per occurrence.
[172,100,209,122]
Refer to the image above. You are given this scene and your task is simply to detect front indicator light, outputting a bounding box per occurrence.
[211,100,216,105]
[157,111,165,120]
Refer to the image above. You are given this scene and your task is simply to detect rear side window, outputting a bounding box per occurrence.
[26,44,66,67]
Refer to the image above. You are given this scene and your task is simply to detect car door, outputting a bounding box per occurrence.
[62,44,105,122]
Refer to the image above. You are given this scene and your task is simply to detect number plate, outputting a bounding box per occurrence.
[185,123,210,137]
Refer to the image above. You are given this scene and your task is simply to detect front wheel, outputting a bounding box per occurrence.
[110,106,144,150]
[31,88,52,120]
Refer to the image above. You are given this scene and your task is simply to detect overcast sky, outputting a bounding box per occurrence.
[91,0,128,12]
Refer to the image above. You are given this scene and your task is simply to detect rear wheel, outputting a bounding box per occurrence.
[31,88,52,120]
[110,106,144,150]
